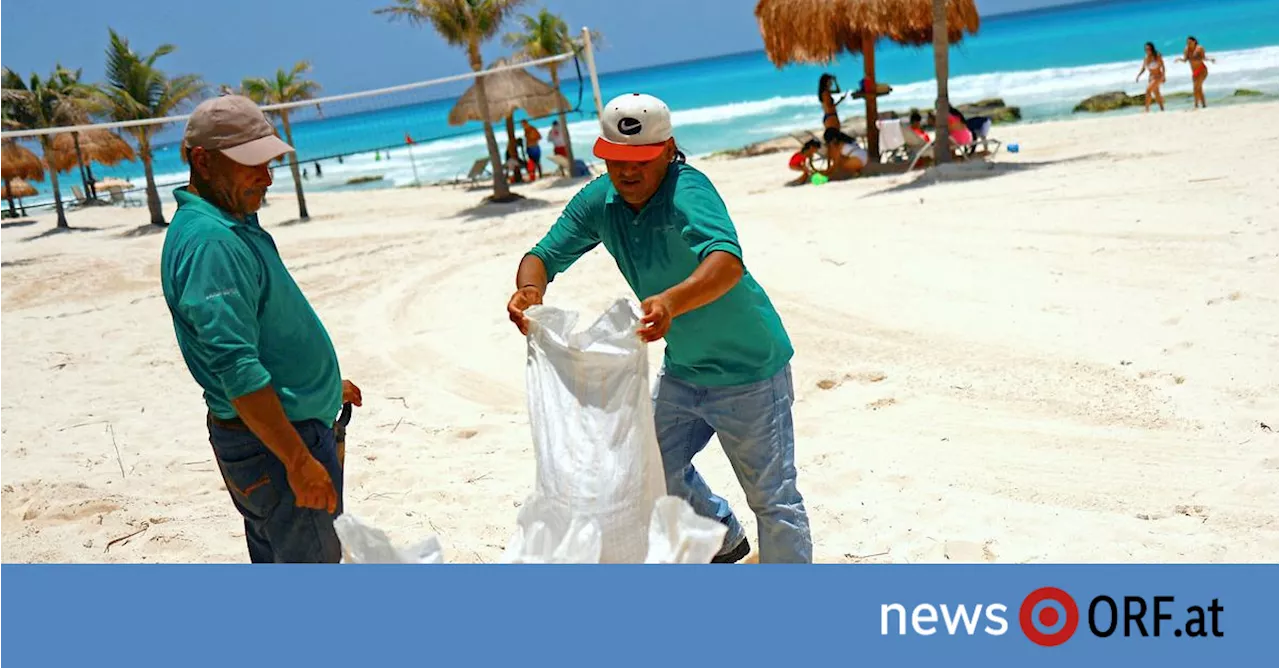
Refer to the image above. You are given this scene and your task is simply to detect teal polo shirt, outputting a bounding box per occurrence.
[160,187,342,424]
[529,162,793,387]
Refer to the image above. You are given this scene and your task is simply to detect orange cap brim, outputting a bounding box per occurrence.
[592,138,667,162]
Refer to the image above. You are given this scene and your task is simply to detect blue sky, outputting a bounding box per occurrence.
[2,0,1092,95]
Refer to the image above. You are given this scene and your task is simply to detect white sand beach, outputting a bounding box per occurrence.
[2,102,1277,564]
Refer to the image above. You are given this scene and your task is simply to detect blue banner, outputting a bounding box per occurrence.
[3,564,1276,666]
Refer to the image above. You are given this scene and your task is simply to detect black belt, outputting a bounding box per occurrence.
[208,402,354,435]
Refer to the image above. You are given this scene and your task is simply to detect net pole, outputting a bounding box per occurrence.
[581,26,605,120]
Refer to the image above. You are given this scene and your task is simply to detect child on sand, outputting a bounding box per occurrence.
[788,139,822,185]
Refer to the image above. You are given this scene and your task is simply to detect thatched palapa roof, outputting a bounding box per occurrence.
[46,129,137,174]
[3,177,38,199]
[448,57,570,126]
[2,139,46,183]
[96,177,134,190]
[754,0,980,66]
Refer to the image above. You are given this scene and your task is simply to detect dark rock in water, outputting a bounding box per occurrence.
[1166,91,1194,100]
[1073,91,1145,113]
[958,99,1022,124]
[1233,88,1265,97]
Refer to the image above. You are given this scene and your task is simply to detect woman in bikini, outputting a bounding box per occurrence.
[818,73,847,163]
[1135,41,1166,112]
[818,73,846,129]
[1175,36,1215,109]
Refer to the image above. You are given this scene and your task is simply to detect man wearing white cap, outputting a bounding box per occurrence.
[161,95,361,563]
[506,93,812,563]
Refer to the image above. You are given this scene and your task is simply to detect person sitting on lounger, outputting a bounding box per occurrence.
[788,139,822,185]
[822,128,867,179]
[907,111,930,142]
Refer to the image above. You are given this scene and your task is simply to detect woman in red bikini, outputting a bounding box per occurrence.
[1175,36,1215,109]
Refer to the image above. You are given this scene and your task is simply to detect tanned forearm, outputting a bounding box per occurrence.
[231,385,313,472]
[660,250,744,318]
[516,254,549,297]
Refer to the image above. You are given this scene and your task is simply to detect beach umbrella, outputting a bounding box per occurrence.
[447,57,570,127]
[2,140,45,217]
[46,129,137,201]
[754,0,980,165]
[96,176,135,190]
[3,177,38,199]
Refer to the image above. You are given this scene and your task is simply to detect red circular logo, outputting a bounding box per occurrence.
[1019,587,1079,647]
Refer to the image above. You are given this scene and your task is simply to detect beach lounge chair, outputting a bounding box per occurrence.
[548,154,571,177]
[876,119,911,163]
[548,154,595,178]
[455,157,490,188]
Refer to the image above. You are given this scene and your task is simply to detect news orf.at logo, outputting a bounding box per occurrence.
[1019,587,1080,646]
[880,588,1224,645]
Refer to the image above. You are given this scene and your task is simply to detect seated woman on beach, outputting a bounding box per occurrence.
[822,128,867,179]
[947,106,974,147]
[907,111,930,142]
[787,139,822,185]
[505,145,525,183]
[1175,36,1215,109]
[1135,41,1166,112]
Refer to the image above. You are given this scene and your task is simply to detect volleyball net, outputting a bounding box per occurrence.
[1,28,605,215]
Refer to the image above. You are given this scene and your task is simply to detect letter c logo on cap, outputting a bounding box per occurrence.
[617,117,643,136]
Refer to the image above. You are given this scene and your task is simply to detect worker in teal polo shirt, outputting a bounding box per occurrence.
[160,95,362,563]
[506,93,812,563]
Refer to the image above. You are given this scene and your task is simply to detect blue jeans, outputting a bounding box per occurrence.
[653,364,813,563]
[207,417,344,563]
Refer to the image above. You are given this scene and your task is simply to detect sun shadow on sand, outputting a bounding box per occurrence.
[457,196,552,222]
[278,213,340,227]
[118,223,169,239]
[22,226,102,243]
[863,153,1111,198]
[1,257,42,268]
[2,219,38,229]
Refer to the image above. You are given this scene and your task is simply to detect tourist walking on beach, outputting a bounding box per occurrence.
[506,93,812,564]
[160,95,362,563]
[522,119,543,179]
[1176,36,1215,109]
[548,120,567,156]
[1136,42,1166,112]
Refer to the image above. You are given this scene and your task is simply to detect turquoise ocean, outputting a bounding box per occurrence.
[60,0,1280,203]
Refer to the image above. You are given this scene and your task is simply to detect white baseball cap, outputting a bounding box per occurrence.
[593,93,673,162]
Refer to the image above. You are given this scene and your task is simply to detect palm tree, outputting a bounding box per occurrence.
[1,67,94,228]
[46,66,108,202]
[242,61,321,221]
[932,0,951,165]
[504,9,599,172]
[95,29,205,226]
[375,0,525,202]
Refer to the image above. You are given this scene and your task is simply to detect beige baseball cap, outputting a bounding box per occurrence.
[182,95,294,166]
